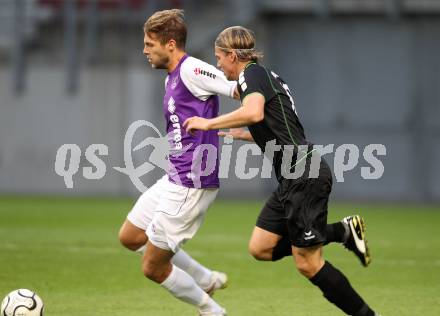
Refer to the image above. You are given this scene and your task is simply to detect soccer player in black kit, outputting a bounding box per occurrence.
[184,26,380,316]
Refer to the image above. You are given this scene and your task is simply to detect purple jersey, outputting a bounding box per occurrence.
[163,55,236,188]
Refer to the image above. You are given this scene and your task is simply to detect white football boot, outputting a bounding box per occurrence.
[203,271,228,296]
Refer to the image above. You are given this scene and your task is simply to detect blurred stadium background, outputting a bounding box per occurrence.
[1,0,440,201]
[1,1,440,315]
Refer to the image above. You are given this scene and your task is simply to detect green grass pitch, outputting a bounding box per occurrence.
[0,196,439,315]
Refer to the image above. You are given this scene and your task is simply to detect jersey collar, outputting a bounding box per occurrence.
[169,54,188,75]
[245,61,257,69]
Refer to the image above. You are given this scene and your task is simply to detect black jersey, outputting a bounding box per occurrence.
[237,62,314,182]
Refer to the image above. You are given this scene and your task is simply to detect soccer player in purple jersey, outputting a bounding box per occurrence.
[118,10,236,316]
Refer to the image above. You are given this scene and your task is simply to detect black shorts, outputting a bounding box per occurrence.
[256,161,333,248]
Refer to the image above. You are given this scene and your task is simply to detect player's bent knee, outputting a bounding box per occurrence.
[118,229,143,251]
[248,246,262,260]
[293,245,324,278]
[118,223,147,251]
[294,258,323,278]
[118,229,132,249]
[295,261,314,278]
[248,243,271,261]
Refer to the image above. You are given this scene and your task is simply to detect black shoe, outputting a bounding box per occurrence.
[342,215,371,267]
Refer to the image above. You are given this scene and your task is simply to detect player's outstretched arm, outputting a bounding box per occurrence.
[183,93,264,133]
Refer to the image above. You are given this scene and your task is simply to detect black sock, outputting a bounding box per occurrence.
[310,261,375,316]
[271,237,292,261]
[325,222,347,245]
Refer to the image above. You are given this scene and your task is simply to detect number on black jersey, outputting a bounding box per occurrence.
[270,71,297,115]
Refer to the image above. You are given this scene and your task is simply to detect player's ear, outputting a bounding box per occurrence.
[166,39,177,51]
[230,51,238,63]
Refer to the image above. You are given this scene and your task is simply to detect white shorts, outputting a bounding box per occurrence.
[127,175,218,253]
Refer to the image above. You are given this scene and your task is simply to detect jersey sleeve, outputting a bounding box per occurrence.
[180,57,237,101]
[238,64,275,103]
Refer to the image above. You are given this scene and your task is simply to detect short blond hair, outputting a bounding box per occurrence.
[215,26,263,62]
[144,9,187,49]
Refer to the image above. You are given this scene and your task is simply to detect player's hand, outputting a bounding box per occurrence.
[183,116,211,135]
[218,128,248,140]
